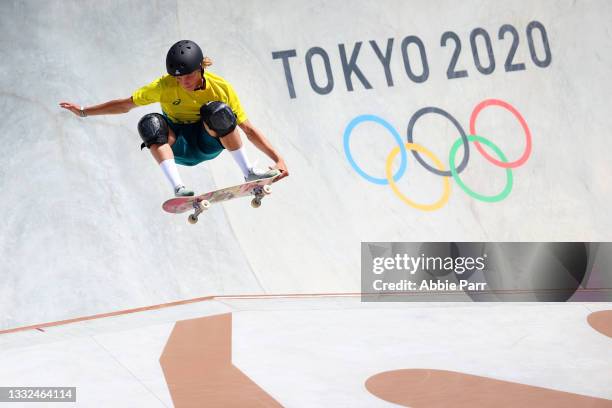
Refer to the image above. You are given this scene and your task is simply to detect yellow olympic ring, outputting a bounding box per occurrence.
[385,143,451,211]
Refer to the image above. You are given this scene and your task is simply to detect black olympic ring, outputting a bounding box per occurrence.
[406,107,470,177]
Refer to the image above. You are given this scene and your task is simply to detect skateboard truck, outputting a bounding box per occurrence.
[250,184,272,208]
[187,199,211,224]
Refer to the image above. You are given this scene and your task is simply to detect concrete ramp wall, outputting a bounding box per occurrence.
[1,0,611,329]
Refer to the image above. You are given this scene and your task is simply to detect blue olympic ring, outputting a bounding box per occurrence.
[343,114,407,185]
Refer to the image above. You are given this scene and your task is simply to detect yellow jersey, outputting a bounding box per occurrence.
[132,71,248,125]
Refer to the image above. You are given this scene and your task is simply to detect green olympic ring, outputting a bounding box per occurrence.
[449,135,513,202]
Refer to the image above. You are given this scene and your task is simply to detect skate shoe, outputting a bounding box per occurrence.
[244,167,280,182]
[174,185,195,197]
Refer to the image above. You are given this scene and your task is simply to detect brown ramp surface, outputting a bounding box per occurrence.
[366,369,612,407]
[160,313,281,408]
[588,310,612,338]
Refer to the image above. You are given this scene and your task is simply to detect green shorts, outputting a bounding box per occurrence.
[164,114,225,166]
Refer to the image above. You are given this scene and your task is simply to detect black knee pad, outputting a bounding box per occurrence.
[200,101,237,137]
[138,113,169,149]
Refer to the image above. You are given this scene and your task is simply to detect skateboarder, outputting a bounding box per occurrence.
[59,40,288,197]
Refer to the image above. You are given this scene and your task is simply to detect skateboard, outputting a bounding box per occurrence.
[162,175,277,224]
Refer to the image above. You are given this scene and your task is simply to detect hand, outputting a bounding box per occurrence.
[272,158,289,182]
[59,101,84,117]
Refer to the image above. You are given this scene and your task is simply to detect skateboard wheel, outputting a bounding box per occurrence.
[251,198,262,208]
[200,200,211,210]
[263,185,272,195]
[187,214,199,224]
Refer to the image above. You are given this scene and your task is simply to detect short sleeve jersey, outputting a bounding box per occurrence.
[132,71,248,125]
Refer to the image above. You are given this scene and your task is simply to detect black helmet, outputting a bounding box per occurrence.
[166,40,204,76]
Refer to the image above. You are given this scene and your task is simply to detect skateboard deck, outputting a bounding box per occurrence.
[162,175,277,224]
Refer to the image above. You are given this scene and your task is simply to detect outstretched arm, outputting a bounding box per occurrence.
[239,120,289,181]
[59,97,137,117]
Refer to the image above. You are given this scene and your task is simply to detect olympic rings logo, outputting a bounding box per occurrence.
[343,99,532,211]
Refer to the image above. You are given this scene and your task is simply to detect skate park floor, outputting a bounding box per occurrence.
[1,296,611,407]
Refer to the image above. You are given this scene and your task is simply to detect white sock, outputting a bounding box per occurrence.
[159,159,184,190]
[229,146,252,177]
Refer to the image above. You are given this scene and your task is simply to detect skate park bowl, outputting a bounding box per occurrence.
[1,0,611,406]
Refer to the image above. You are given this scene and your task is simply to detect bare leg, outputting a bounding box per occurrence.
[205,125,277,180]
[214,127,242,151]
[148,129,192,195]
[205,125,250,176]
[150,128,177,163]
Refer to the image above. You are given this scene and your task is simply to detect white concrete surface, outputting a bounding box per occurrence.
[0,300,610,407]
[1,2,611,407]
[0,0,611,346]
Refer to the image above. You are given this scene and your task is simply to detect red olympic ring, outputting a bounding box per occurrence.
[469,99,532,168]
